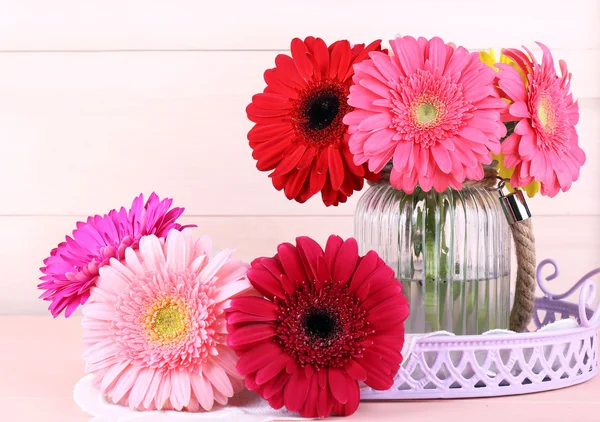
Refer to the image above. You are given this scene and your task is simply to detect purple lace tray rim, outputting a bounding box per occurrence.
[360,259,600,400]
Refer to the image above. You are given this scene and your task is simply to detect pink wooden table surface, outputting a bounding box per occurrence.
[2,316,600,422]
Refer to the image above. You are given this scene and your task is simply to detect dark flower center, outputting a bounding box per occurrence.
[274,280,368,369]
[292,80,351,148]
[304,93,340,131]
[302,308,338,340]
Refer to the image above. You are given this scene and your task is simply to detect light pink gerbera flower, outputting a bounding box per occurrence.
[39,193,193,318]
[82,230,252,411]
[497,43,585,197]
[344,36,507,193]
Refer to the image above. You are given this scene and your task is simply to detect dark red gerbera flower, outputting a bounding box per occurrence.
[226,235,409,417]
[246,37,384,206]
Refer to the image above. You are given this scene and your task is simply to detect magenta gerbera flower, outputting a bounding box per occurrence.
[226,236,409,417]
[344,36,508,193]
[497,43,585,197]
[39,193,193,317]
[82,230,251,411]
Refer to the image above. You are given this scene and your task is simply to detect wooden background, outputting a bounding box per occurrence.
[1,0,598,315]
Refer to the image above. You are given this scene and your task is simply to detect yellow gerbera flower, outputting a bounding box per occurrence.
[480,49,540,198]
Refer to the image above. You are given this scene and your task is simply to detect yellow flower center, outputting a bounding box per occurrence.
[154,307,184,337]
[144,296,189,344]
[536,94,556,134]
[416,103,437,123]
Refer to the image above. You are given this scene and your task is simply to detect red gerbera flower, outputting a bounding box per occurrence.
[226,235,409,417]
[246,37,384,206]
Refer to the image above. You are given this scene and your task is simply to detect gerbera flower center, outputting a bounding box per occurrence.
[293,80,351,148]
[391,70,472,148]
[142,295,190,344]
[274,280,368,369]
[416,103,438,124]
[305,93,341,130]
[302,308,339,340]
[528,80,570,154]
[153,307,184,337]
[536,94,556,133]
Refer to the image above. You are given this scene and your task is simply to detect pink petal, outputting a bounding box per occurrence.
[509,101,531,118]
[128,368,155,409]
[431,144,452,174]
[191,374,214,411]
[170,370,191,410]
[358,113,392,132]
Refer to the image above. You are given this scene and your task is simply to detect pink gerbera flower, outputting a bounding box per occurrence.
[226,236,409,417]
[344,36,507,193]
[82,230,251,411]
[39,193,193,317]
[497,43,585,197]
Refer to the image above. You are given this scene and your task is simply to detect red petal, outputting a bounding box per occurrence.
[351,39,383,67]
[268,391,285,409]
[299,375,320,417]
[311,37,330,79]
[315,149,329,174]
[349,250,379,294]
[318,368,327,388]
[317,381,334,417]
[262,371,291,399]
[332,237,358,284]
[284,369,311,412]
[327,147,344,190]
[297,147,317,170]
[315,256,331,287]
[324,235,344,276]
[328,368,349,404]
[256,354,291,385]
[334,381,360,416]
[296,236,324,281]
[237,343,282,375]
[360,352,396,390]
[247,123,291,142]
[309,162,327,193]
[271,144,307,177]
[279,274,296,295]
[290,38,314,82]
[277,242,307,283]
[263,68,300,99]
[344,359,367,381]
[246,102,290,119]
[247,267,286,300]
[284,166,311,200]
[227,323,277,348]
[361,285,402,310]
[329,40,351,79]
[251,93,292,110]
[226,311,276,325]
[229,297,278,317]
[274,54,306,87]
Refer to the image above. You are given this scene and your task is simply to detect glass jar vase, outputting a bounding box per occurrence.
[355,177,511,335]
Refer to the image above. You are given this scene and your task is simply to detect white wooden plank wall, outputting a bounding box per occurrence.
[0,0,598,314]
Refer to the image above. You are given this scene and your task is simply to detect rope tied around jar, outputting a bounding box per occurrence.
[370,163,536,332]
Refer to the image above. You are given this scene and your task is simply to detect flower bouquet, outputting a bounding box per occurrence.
[247,35,585,334]
[37,33,588,419]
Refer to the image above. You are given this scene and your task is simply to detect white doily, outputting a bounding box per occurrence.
[74,376,309,422]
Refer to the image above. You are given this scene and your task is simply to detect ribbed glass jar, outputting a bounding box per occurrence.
[355,181,511,335]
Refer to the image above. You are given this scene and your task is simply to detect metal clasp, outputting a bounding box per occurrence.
[496,178,532,225]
